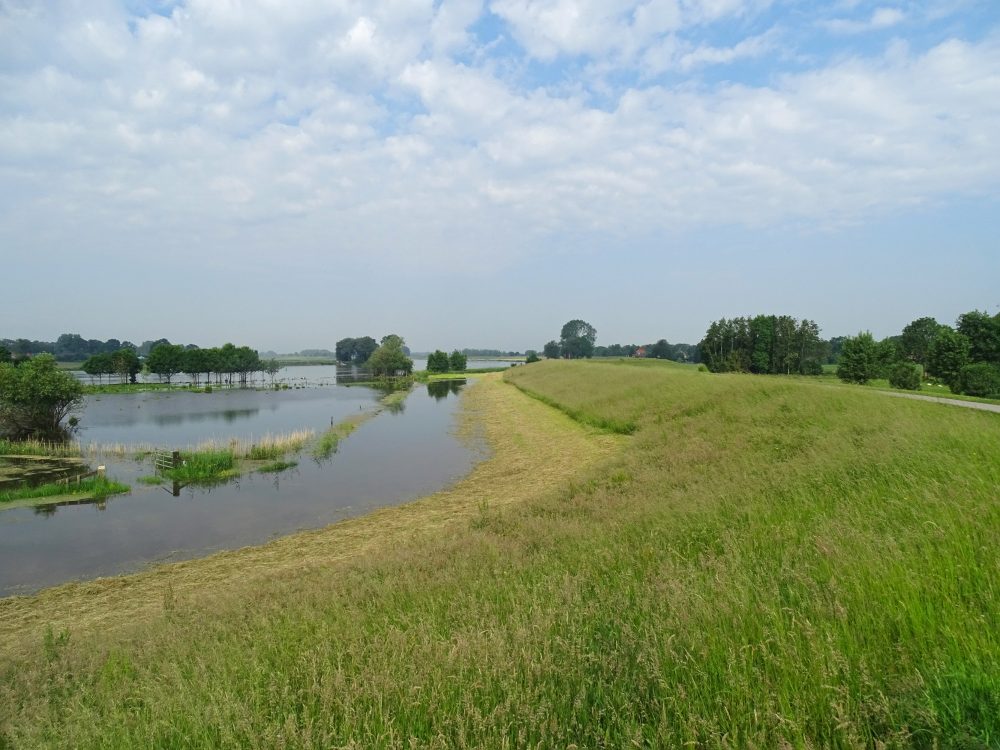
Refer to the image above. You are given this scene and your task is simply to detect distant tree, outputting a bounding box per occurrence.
[147,343,186,384]
[110,348,141,384]
[956,310,1000,364]
[0,354,84,439]
[263,358,282,386]
[874,338,899,379]
[957,363,1000,398]
[647,339,672,360]
[82,353,114,384]
[368,335,413,377]
[335,338,356,363]
[837,332,879,384]
[182,348,208,386]
[353,337,378,364]
[525,350,540,364]
[898,317,943,365]
[448,350,467,372]
[927,328,971,389]
[426,350,449,373]
[0,346,10,364]
[826,336,847,364]
[543,341,561,359]
[888,362,922,390]
[559,320,597,359]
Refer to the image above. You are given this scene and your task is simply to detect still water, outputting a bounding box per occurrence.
[0,379,484,597]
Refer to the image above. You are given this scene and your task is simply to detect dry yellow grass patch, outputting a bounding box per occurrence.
[0,374,623,654]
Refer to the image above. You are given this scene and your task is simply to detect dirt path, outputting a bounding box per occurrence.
[879,390,1000,413]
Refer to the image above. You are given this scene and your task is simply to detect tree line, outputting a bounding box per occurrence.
[698,316,826,374]
[80,342,281,387]
[0,333,199,362]
[838,311,1000,397]
[426,350,468,373]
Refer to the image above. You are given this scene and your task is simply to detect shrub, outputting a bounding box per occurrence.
[697,364,709,373]
[956,363,1000,398]
[888,362,922,391]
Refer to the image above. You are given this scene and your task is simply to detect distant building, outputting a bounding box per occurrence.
[634,347,647,358]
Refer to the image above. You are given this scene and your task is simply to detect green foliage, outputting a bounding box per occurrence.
[559,319,597,359]
[0,477,129,505]
[167,451,237,484]
[525,350,540,364]
[873,337,898,378]
[542,340,561,359]
[257,460,297,473]
[0,354,84,440]
[956,310,1000,364]
[888,362,922,390]
[0,346,10,364]
[146,343,186,384]
[957,362,1000,398]
[700,315,825,374]
[899,317,943,365]
[448,350,467,372]
[335,337,378,364]
[426,350,450,373]
[928,327,971,388]
[837,332,878,384]
[367,335,413,377]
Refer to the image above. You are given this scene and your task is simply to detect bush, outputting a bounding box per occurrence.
[697,364,709,373]
[889,362,922,391]
[837,332,878,384]
[956,363,1000,398]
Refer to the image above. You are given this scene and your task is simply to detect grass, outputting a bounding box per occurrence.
[257,460,298,473]
[166,450,238,484]
[136,475,162,485]
[0,477,130,507]
[0,364,997,748]
[0,438,81,458]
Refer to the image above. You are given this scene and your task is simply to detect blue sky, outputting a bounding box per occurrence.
[1,0,998,351]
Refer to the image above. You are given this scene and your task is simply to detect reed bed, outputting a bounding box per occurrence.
[0,438,82,458]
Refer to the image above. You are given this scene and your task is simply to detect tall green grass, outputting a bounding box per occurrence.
[0,438,81,457]
[0,477,130,504]
[166,450,237,484]
[1,360,997,748]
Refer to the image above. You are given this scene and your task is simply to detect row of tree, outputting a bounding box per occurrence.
[82,343,281,386]
[426,350,468,373]
[698,316,827,375]
[335,337,379,364]
[0,334,200,361]
[838,311,1000,397]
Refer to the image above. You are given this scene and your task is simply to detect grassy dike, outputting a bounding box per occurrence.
[1,362,998,747]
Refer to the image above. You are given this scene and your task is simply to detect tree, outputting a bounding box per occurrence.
[263,358,282,386]
[0,347,11,364]
[525,350,540,364]
[898,317,943,365]
[874,338,898,379]
[888,362,922,390]
[0,354,84,439]
[956,310,1000,364]
[957,363,1000,398]
[927,328,970,389]
[559,320,597,359]
[367,335,413,377]
[147,343,186,384]
[182,348,208,386]
[543,340,561,359]
[448,350,467,372]
[837,332,878,384]
[82,352,114,384]
[426,350,450,373]
[111,348,141,384]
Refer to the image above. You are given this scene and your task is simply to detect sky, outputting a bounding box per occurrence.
[1,0,998,353]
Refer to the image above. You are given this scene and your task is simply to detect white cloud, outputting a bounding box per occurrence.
[823,6,906,34]
[0,1,998,276]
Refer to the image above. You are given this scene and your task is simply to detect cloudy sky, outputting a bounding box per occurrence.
[1,0,998,352]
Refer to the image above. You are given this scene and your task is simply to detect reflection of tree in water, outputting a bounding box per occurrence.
[425,380,465,401]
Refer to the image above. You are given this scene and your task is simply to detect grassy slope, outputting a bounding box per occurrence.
[1,362,998,748]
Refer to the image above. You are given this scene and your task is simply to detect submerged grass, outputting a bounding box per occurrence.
[1,364,997,748]
[166,450,237,484]
[257,460,297,473]
[312,388,412,460]
[0,477,130,506]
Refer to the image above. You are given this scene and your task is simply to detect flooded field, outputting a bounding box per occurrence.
[0,379,485,596]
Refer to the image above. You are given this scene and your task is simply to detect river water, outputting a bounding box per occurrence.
[0,374,485,597]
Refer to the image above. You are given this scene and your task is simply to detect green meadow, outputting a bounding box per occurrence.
[0,360,997,748]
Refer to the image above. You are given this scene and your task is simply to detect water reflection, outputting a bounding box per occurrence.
[426,379,466,401]
[0,381,484,596]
